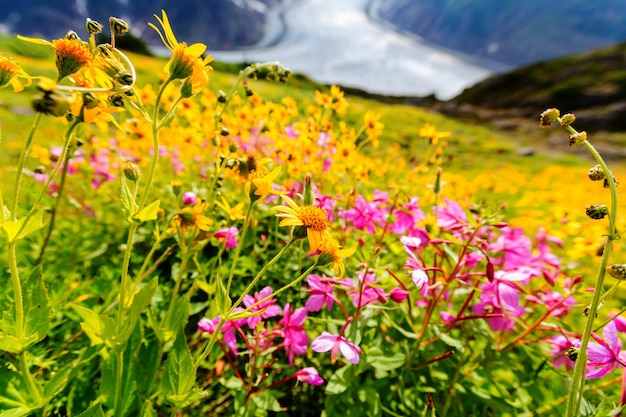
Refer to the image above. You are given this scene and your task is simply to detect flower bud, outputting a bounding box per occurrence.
[604,175,619,189]
[115,71,134,86]
[32,92,72,117]
[180,78,194,98]
[606,264,626,280]
[82,92,100,109]
[565,346,579,362]
[171,180,183,196]
[389,288,409,303]
[245,85,254,97]
[108,93,124,107]
[122,161,141,182]
[569,131,587,146]
[585,204,608,220]
[86,18,103,36]
[303,174,313,206]
[109,17,129,36]
[560,113,575,126]
[540,108,560,127]
[220,127,229,136]
[217,90,227,103]
[588,165,605,181]
[65,30,81,41]
[182,191,197,206]
[228,142,238,153]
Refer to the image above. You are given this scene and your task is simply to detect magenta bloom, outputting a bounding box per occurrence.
[243,286,281,329]
[489,226,533,270]
[311,331,363,364]
[198,308,246,356]
[280,304,310,365]
[295,367,324,386]
[182,191,198,206]
[435,198,467,231]
[342,195,388,234]
[305,274,338,312]
[347,270,387,307]
[390,197,426,235]
[473,280,525,331]
[401,236,429,297]
[389,287,410,303]
[587,321,626,379]
[550,335,579,371]
[214,227,239,249]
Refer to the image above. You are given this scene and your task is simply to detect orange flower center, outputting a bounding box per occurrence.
[299,206,328,231]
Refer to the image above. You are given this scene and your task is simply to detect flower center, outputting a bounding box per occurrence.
[299,206,328,231]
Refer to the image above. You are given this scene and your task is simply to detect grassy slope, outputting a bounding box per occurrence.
[0,34,593,207]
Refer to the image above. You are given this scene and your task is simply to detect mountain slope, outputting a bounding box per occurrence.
[440,42,626,133]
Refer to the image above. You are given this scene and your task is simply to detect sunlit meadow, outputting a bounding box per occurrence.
[1,10,626,417]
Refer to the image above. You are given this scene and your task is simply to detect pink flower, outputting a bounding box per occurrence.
[401,236,429,297]
[243,286,281,329]
[549,335,579,371]
[526,291,575,318]
[182,191,197,206]
[295,367,324,386]
[214,227,239,249]
[280,304,309,365]
[342,195,388,234]
[347,270,387,307]
[391,197,426,235]
[311,331,363,364]
[473,280,525,331]
[489,226,533,270]
[435,198,467,231]
[389,287,409,303]
[198,308,247,356]
[587,321,626,379]
[305,274,338,312]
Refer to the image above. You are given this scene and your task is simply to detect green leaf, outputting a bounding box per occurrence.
[119,176,136,218]
[0,370,37,416]
[0,334,24,354]
[123,278,157,341]
[22,267,50,349]
[1,208,44,243]
[251,390,284,412]
[325,366,351,395]
[70,304,117,348]
[164,296,189,339]
[74,401,105,417]
[161,327,195,406]
[134,199,160,223]
[365,347,406,372]
[215,275,231,315]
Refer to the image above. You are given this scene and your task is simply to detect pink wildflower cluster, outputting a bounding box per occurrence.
[198,286,324,387]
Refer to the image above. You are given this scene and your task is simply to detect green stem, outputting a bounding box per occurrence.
[226,202,254,294]
[35,143,72,265]
[19,352,41,404]
[113,76,171,417]
[8,242,24,340]
[164,250,192,327]
[194,238,296,369]
[565,138,619,417]
[10,113,42,220]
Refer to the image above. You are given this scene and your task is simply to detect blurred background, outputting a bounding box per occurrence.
[3,0,626,99]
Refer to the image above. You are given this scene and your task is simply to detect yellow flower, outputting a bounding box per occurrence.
[216,197,246,221]
[244,166,286,203]
[18,35,92,81]
[273,195,330,254]
[317,236,355,278]
[0,54,32,92]
[173,202,212,232]
[149,10,213,93]
[419,123,450,145]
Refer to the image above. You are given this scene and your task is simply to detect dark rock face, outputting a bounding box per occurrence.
[373,0,626,67]
[1,0,284,51]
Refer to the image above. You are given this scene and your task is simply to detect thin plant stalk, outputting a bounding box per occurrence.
[113,76,173,417]
[563,124,619,417]
[9,113,42,220]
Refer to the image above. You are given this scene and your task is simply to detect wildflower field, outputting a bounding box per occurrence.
[2,11,626,417]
